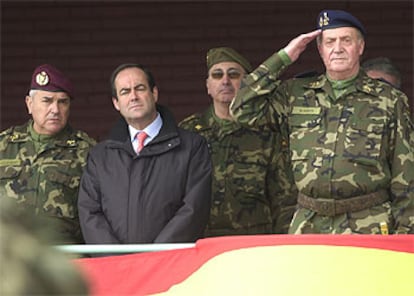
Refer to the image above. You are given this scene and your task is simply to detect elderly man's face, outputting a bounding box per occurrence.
[206,62,245,105]
[25,90,70,135]
[318,27,365,80]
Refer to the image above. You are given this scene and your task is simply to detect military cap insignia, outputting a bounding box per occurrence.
[319,12,330,27]
[35,71,49,86]
[317,10,366,36]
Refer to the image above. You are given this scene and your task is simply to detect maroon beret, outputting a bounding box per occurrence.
[30,64,74,99]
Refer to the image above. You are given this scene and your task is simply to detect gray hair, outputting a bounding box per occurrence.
[28,89,38,97]
[316,28,364,46]
[361,57,402,88]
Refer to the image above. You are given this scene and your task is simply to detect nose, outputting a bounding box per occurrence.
[333,40,343,52]
[221,74,231,84]
[50,100,59,114]
[129,90,139,101]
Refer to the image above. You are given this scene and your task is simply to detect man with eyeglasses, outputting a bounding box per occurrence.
[179,47,297,237]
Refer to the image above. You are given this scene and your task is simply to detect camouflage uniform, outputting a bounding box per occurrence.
[0,199,89,295]
[0,120,96,243]
[231,52,414,234]
[179,105,297,236]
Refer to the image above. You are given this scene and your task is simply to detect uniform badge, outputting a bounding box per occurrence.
[9,134,19,141]
[319,12,330,27]
[292,106,321,115]
[35,71,49,86]
[195,124,203,130]
[309,81,321,88]
[66,139,76,145]
[362,85,372,93]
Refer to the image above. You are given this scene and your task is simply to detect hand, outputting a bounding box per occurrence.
[284,29,322,63]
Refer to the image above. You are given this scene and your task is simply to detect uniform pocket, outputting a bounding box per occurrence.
[0,163,23,199]
[0,158,23,177]
[289,113,323,129]
[289,113,324,156]
[345,118,385,159]
[42,166,81,218]
[231,153,267,205]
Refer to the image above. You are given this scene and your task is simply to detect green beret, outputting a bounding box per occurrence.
[206,47,252,72]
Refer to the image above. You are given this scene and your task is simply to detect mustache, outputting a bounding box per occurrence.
[218,86,235,92]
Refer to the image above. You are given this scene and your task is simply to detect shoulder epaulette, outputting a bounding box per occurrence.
[0,126,14,138]
[73,130,97,146]
[0,125,29,142]
[179,113,203,130]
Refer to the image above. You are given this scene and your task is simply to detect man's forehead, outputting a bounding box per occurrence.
[209,62,244,71]
[34,89,70,99]
[322,26,359,38]
[116,68,147,85]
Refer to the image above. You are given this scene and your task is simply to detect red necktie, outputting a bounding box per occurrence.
[136,132,148,153]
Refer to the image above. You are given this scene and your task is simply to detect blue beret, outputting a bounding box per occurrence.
[30,64,74,99]
[317,10,366,37]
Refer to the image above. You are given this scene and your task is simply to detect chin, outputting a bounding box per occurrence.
[47,124,64,133]
[329,66,350,73]
[219,97,233,103]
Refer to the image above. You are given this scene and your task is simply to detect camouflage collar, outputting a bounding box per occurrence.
[304,71,381,96]
[4,120,78,147]
[207,105,241,132]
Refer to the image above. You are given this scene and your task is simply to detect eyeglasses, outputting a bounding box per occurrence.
[210,69,242,80]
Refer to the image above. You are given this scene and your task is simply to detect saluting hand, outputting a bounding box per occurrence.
[284,29,322,63]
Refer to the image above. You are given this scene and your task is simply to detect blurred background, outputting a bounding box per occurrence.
[1,0,412,141]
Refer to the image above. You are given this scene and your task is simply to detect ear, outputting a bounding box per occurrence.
[206,78,211,95]
[152,86,159,103]
[25,95,32,114]
[359,39,365,56]
[112,97,120,111]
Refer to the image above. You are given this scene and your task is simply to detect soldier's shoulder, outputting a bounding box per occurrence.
[0,123,28,141]
[72,129,97,146]
[179,113,204,130]
[284,71,322,89]
[361,75,406,102]
[0,126,14,139]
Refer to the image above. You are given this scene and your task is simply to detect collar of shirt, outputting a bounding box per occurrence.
[128,112,163,151]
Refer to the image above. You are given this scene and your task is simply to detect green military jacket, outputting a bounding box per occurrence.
[231,52,414,234]
[0,120,96,243]
[179,105,297,236]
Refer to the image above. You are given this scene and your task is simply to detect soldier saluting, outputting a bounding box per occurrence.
[231,10,414,234]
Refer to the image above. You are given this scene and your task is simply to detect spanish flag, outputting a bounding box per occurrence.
[75,235,414,295]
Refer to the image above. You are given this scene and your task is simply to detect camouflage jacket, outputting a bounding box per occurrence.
[0,120,96,243]
[179,105,297,236]
[231,53,414,234]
